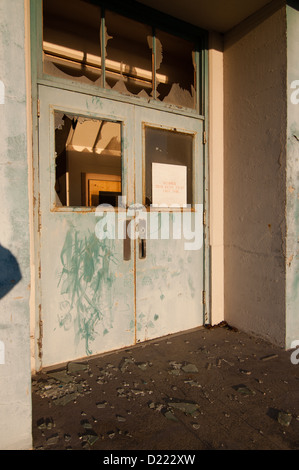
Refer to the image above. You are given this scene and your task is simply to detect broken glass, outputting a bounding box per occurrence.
[43,0,102,86]
[43,2,199,110]
[105,10,153,98]
[54,112,122,207]
[155,29,196,109]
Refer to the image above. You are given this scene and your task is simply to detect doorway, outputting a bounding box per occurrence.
[37,83,204,367]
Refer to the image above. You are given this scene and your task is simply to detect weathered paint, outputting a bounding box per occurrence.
[37,85,205,367]
[38,86,136,366]
[58,227,118,355]
[134,106,204,343]
[208,31,224,326]
[286,2,299,349]
[223,2,287,346]
[0,0,32,449]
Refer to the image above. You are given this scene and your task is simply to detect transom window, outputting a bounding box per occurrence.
[42,0,203,112]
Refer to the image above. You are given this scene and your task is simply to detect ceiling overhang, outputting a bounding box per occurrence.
[137,0,274,33]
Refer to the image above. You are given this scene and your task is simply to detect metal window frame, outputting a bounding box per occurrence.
[31,0,207,118]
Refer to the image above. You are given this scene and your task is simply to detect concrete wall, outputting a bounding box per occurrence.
[223,1,287,346]
[209,32,224,326]
[0,0,32,449]
[286,1,299,348]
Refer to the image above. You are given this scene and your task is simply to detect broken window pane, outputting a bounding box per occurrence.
[105,10,153,98]
[54,112,122,208]
[43,0,102,86]
[155,30,196,109]
[144,126,193,206]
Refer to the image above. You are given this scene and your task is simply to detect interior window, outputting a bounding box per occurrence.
[54,112,122,208]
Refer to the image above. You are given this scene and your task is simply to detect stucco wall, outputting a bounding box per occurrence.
[223,2,287,346]
[209,32,224,326]
[0,0,32,449]
[286,1,299,349]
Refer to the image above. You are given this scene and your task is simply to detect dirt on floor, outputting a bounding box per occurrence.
[31,323,299,450]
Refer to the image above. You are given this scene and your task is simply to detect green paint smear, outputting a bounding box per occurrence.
[58,228,118,355]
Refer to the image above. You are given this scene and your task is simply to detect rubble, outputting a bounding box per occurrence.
[181,363,198,373]
[96,401,108,409]
[119,357,135,373]
[33,368,90,406]
[116,415,126,422]
[167,401,200,415]
[260,354,278,362]
[163,411,179,422]
[192,423,200,430]
[32,327,299,450]
[278,412,292,427]
[233,385,256,396]
[184,379,201,388]
[46,434,59,446]
[67,361,89,373]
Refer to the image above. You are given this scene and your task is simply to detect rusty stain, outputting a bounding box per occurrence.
[288,186,295,193]
[287,254,294,267]
[51,208,93,214]
[134,237,137,345]
[37,304,43,362]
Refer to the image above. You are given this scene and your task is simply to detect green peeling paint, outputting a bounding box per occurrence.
[58,228,118,355]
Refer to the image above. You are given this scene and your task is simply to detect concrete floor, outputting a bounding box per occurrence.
[32,323,299,450]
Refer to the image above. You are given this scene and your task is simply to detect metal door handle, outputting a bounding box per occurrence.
[139,238,146,259]
[138,219,146,259]
[123,219,131,261]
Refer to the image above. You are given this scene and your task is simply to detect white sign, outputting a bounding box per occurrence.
[152,162,187,207]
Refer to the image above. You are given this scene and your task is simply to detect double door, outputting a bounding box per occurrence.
[38,85,205,367]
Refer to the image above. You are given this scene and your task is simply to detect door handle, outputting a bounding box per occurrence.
[138,219,146,259]
[123,219,131,261]
[139,238,146,259]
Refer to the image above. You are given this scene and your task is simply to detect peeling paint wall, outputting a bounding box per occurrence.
[223,1,287,346]
[286,1,299,349]
[0,0,32,449]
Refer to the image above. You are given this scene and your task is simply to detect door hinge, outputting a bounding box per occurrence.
[203,130,207,145]
[203,210,207,226]
[37,99,40,118]
[202,290,206,305]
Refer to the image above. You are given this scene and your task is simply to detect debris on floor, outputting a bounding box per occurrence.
[32,327,299,450]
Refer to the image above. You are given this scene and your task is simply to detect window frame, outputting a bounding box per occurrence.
[31,0,208,118]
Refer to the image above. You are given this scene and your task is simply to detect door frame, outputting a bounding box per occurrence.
[30,0,210,371]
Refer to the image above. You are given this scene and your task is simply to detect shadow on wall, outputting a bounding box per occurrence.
[0,244,22,299]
